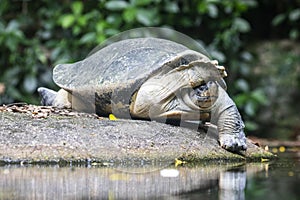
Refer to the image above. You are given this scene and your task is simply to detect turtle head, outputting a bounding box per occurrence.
[153,80,220,121]
[188,81,218,109]
[130,60,224,121]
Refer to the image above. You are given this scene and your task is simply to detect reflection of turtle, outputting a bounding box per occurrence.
[38,37,246,152]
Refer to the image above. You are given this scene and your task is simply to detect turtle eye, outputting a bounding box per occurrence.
[193,83,208,95]
[179,58,189,65]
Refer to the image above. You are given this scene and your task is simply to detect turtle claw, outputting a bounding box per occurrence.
[219,134,247,153]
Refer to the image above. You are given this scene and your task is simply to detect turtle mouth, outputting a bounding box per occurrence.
[190,81,218,108]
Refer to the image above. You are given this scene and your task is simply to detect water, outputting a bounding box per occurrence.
[0,151,299,200]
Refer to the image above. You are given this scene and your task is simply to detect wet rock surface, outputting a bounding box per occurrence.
[0,105,274,164]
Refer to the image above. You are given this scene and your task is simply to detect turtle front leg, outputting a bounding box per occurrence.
[210,87,247,152]
[217,105,247,152]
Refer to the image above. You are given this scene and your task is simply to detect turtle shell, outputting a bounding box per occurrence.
[53,37,224,117]
[53,38,210,90]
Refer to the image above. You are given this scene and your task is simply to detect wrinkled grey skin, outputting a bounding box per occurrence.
[209,86,246,151]
[38,37,247,152]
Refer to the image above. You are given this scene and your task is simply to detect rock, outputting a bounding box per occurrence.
[0,105,275,164]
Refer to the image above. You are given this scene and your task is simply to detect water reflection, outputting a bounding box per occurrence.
[0,162,267,199]
[219,168,246,200]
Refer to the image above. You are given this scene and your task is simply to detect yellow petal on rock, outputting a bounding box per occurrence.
[261,158,269,162]
[175,158,186,167]
[109,114,118,120]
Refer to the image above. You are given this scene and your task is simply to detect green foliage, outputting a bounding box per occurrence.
[248,40,300,138]
[272,7,300,40]
[0,0,298,134]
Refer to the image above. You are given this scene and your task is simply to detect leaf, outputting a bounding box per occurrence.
[272,14,286,26]
[235,79,249,92]
[245,121,258,131]
[72,26,81,35]
[80,32,96,44]
[0,0,8,16]
[7,86,22,100]
[164,2,179,13]
[23,75,37,93]
[123,7,137,23]
[289,29,299,40]
[240,51,253,62]
[96,21,106,33]
[136,9,158,26]
[289,8,300,21]
[60,14,75,28]
[210,50,226,62]
[0,21,5,31]
[5,36,18,52]
[197,2,207,14]
[244,101,256,117]
[137,9,152,25]
[109,114,118,120]
[131,0,152,6]
[233,18,250,33]
[251,89,268,105]
[104,28,119,36]
[240,0,257,7]
[106,14,123,25]
[6,20,20,32]
[207,4,218,18]
[233,94,249,108]
[96,34,106,43]
[37,50,47,64]
[71,1,83,15]
[77,16,87,26]
[105,1,129,11]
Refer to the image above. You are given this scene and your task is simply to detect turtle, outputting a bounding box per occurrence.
[37,30,247,152]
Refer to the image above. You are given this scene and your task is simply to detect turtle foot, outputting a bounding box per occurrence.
[37,87,57,106]
[219,133,247,153]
